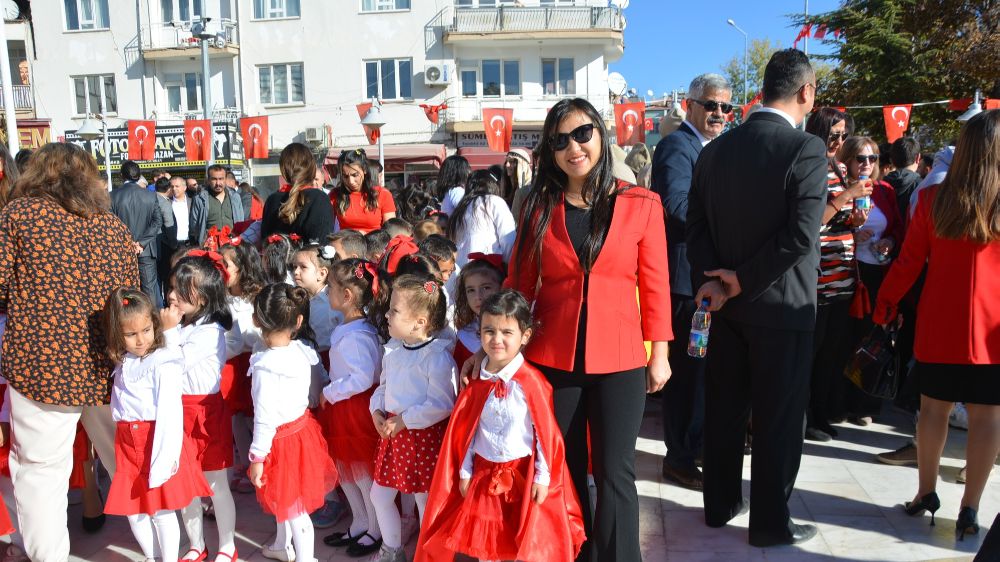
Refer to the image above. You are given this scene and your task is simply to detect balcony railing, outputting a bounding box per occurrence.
[0,85,33,110]
[157,107,241,124]
[446,94,612,124]
[140,19,239,52]
[449,5,623,34]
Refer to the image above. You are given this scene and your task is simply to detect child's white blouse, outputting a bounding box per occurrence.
[370,336,458,430]
[165,318,226,396]
[225,297,263,359]
[248,340,317,459]
[323,319,381,405]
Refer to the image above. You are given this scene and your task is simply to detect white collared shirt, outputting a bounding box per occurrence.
[172,196,190,242]
[453,194,517,267]
[754,106,799,128]
[459,354,550,485]
[456,323,481,357]
[164,319,227,396]
[683,120,712,147]
[370,337,458,430]
[249,340,317,458]
[226,296,263,359]
[310,291,343,352]
[323,319,382,405]
[111,347,185,488]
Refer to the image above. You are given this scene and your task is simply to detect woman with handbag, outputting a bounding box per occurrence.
[873,109,1000,540]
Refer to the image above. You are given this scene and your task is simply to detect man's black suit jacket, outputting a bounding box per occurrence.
[651,121,703,298]
[685,111,828,331]
[110,182,164,259]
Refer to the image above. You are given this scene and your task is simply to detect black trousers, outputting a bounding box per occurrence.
[662,295,706,470]
[138,255,161,308]
[808,298,854,426]
[540,364,647,562]
[702,315,812,536]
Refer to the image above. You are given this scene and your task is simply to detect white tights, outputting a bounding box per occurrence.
[127,510,180,561]
[370,483,426,549]
[181,469,236,556]
[230,414,253,476]
[339,473,381,544]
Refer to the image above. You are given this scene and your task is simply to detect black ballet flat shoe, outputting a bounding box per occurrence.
[324,529,364,547]
[903,491,941,526]
[82,513,106,534]
[346,534,383,557]
[956,506,980,541]
[748,523,818,547]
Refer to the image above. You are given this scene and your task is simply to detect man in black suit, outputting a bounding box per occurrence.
[111,160,164,304]
[652,72,733,491]
[686,49,827,546]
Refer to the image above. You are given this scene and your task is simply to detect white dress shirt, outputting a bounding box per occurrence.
[248,340,317,459]
[459,354,550,485]
[322,319,382,405]
[164,319,227,396]
[754,106,799,128]
[440,186,465,216]
[454,194,517,267]
[225,297,264,360]
[309,291,342,352]
[172,197,190,243]
[111,347,186,488]
[370,337,458,430]
[456,323,481,356]
[682,120,712,147]
[856,205,889,265]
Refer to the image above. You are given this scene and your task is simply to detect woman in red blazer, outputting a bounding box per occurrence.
[874,110,1000,540]
[506,98,672,562]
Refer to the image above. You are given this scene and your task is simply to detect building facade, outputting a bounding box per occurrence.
[17,0,624,186]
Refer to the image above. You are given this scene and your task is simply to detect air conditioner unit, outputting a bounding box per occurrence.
[424,63,452,86]
[304,126,325,144]
[212,35,226,49]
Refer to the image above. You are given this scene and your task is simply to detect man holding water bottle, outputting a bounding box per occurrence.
[685,49,828,547]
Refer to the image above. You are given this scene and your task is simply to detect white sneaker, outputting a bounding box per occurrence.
[261,544,294,562]
[400,513,419,546]
[950,403,969,430]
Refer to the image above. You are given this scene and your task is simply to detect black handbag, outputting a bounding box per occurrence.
[843,325,901,399]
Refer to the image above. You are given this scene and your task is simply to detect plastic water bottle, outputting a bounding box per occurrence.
[855,174,871,211]
[687,299,711,358]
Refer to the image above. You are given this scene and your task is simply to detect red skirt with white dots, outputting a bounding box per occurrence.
[373,415,447,494]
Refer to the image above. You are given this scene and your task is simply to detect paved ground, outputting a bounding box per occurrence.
[47,398,997,561]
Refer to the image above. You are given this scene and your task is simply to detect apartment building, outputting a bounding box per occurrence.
[20,0,625,185]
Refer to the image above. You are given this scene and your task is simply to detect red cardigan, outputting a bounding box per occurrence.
[505,185,673,374]
[871,179,905,250]
[874,186,1000,364]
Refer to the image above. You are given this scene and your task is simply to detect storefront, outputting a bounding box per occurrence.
[324,143,447,191]
[455,130,542,170]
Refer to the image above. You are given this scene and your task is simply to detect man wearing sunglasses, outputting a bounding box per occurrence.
[650,72,732,494]
[686,49,827,547]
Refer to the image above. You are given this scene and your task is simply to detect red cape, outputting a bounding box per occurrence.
[416,361,586,562]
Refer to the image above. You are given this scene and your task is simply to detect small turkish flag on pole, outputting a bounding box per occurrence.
[241,116,269,159]
[482,108,513,152]
[613,102,645,146]
[357,103,380,145]
[741,91,763,118]
[882,104,912,143]
[184,119,212,162]
[127,120,156,161]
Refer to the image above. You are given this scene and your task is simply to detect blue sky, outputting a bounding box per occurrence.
[610,0,841,98]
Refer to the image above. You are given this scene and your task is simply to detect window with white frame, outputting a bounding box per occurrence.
[73,74,117,115]
[160,0,200,21]
[364,59,412,100]
[480,59,520,97]
[460,68,477,98]
[253,0,300,19]
[165,72,201,113]
[64,0,110,30]
[455,0,517,7]
[539,0,575,5]
[259,63,304,105]
[542,58,575,95]
[360,0,409,12]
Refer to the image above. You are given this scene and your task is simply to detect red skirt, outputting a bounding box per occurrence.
[253,412,338,522]
[318,387,379,482]
[0,493,12,536]
[182,393,234,472]
[374,417,447,494]
[104,421,213,516]
[0,385,88,486]
[444,455,530,560]
[220,353,253,416]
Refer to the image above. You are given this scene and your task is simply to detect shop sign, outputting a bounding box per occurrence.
[64,122,244,171]
[456,131,541,149]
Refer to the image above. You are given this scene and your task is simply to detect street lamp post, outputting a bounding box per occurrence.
[194,0,215,166]
[361,98,387,171]
[77,114,112,190]
[727,18,749,105]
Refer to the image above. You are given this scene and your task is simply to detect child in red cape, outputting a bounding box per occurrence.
[416,290,585,562]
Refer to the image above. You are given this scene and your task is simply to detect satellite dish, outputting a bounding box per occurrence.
[610,0,629,9]
[608,72,627,97]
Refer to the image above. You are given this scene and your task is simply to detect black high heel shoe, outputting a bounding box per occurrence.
[903,492,941,526]
[956,506,979,541]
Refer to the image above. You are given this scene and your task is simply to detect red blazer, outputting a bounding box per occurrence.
[874,186,1000,364]
[871,180,905,250]
[505,184,673,374]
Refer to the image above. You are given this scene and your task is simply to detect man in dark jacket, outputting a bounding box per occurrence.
[189,164,245,245]
[883,136,922,221]
[111,160,164,304]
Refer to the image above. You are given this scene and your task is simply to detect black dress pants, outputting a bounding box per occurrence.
[808,298,854,426]
[702,315,812,537]
[662,295,706,470]
[540,364,647,562]
[138,254,161,308]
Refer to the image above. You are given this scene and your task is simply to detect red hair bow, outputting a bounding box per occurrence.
[355,261,381,298]
[289,233,302,243]
[467,252,504,270]
[205,225,232,252]
[383,235,419,275]
[227,237,242,246]
[428,210,444,217]
[187,249,230,284]
[266,234,284,244]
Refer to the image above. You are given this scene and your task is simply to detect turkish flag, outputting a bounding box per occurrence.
[832,106,847,113]
[741,91,763,118]
[680,99,688,112]
[184,119,212,162]
[793,24,812,49]
[644,117,654,132]
[883,104,912,143]
[127,120,156,161]
[613,101,645,146]
[813,24,827,39]
[241,116,269,159]
[419,103,448,125]
[482,108,513,152]
[357,103,380,145]
[949,98,972,111]
[986,99,1000,110]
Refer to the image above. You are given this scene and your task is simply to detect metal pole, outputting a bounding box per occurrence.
[102,118,112,190]
[377,129,384,172]
[0,19,20,153]
[200,0,214,166]
[803,0,809,55]
[742,33,748,105]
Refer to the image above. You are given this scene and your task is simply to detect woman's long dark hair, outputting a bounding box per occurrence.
[435,155,471,200]
[447,169,501,242]
[334,149,378,214]
[171,255,234,331]
[516,98,617,274]
[806,107,848,185]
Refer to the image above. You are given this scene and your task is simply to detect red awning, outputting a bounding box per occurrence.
[457,147,508,171]
[325,143,447,173]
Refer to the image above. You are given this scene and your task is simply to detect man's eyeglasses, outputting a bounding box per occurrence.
[854,155,879,164]
[828,132,848,142]
[551,124,595,151]
[688,99,734,114]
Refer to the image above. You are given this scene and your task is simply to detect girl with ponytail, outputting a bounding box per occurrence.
[261,143,335,244]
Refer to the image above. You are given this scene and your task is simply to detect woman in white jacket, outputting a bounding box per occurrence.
[447,169,516,268]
